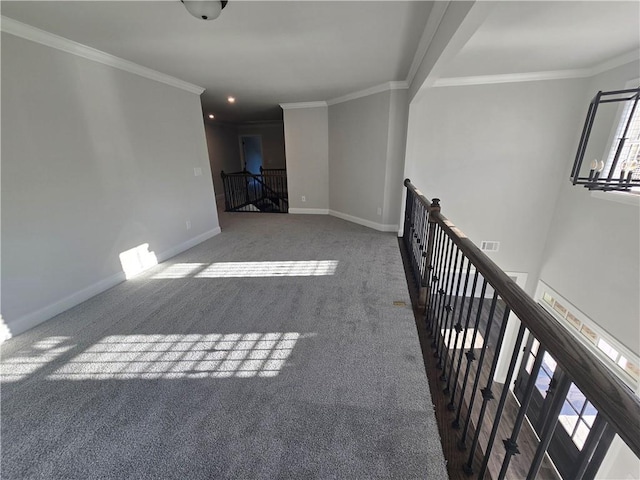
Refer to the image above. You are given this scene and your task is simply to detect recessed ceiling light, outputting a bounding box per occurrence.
[208,114,215,119]
[227,97,236,104]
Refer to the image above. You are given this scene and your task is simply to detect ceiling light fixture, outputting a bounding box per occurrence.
[227,96,236,104]
[181,0,228,21]
[208,114,215,119]
[571,88,640,191]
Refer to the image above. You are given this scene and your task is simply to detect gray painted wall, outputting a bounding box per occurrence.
[404,78,589,294]
[328,91,391,223]
[1,33,219,335]
[204,123,242,199]
[539,61,640,355]
[282,106,329,211]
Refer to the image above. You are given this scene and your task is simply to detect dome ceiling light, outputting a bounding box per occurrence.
[181,0,228,21]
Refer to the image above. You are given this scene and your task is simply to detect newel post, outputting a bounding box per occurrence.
[419,198,440,315]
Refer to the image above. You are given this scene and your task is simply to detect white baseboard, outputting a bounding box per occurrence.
[156,227,222,263]
[288,208,330,215]
[328,210,398,232]
[6,270,126,338]
[5,226,223,339]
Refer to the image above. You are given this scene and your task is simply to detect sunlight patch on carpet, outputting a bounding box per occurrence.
[46,333,300,380]
[1,337,74,382]
[151,260,338,279]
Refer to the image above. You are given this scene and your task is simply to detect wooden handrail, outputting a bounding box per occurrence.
[403,178,640,458]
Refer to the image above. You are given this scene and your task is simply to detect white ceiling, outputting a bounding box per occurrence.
[2,1,639,124]
[1,1,433,123]
[442,1,640,78]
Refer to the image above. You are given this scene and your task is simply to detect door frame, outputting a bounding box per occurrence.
[514,333,614,479]
[238,135,264,173]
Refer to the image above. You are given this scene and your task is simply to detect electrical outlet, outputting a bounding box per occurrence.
[377,207,382,216]
[186,220,191,230]
[194,167,202,177]
[301,195,306,202]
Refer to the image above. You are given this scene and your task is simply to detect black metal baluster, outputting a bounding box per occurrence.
[425,223,442,331]
[433,236,454,362]
[445,258,472,398]
[429,226,446,336]
[417,202,426,280]
[497,340,546,480]
[410,199,417,269]
[420,206,429,280]
[235,175,240,209]
[437,245,459,373]
[453,277,488,427]
[439,247,462,382]
[422,199,439,313]
[233,176,238,209]
[477,322,527,480]
[230,175,236,210]
[435,238,456,367]
[464,302,511,474]
[448,269,479,411]
[412,199,421,283]
[420,217,429,281]
[459,288,498,451]
[525,373,572,480]
[413,198,422,285]
[410,195,418,273]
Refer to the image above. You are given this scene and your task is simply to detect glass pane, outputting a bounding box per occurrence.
[617,355,628,369]
[535,370,552,397]
[572,420,590,450]
[559,399,579,435]
[526,353,536,373]
[597,338,619,361]
[541,352,556,376]
[583,401,597,427]
[566,383,587,412]
[531,338,540,356]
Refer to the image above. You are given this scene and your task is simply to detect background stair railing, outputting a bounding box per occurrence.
[402,178,640,479]
[221,169,288,213]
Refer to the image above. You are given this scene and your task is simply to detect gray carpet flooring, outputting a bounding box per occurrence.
[1,211,448,479]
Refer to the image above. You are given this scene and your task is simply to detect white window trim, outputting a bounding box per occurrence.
[535,281,640,394]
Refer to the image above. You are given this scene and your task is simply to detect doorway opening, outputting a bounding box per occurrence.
[240,135,263,174]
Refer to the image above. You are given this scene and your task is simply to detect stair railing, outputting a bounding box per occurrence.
[221,170,288,213]
[402,178,640,479]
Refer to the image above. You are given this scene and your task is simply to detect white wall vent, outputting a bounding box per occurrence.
[480,241,500,252]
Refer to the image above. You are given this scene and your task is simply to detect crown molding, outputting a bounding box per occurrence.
[433,50,640,88]
[433,69,590,87]
[589,49,639,76]
[280,101,328,110]
[406,1,450,87]
[1,16,205,95]
[327,81,408,106]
